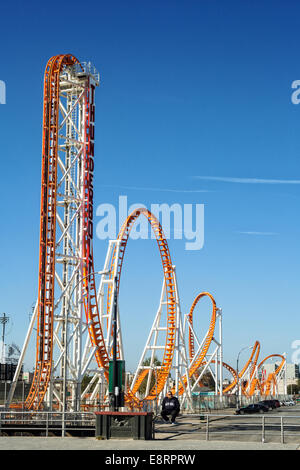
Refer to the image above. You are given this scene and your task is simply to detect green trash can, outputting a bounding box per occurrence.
[95,412,153,440]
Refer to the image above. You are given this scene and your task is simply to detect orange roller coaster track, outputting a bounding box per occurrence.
[25,55,81,410]
[15,54,286,411]
[24,55,180,408]
[25,54,108,410]
[188,292,217,365]
[169,292,218,396]
[257,354,286,396]
[186,294,238,393]
[106,208,177,401]
[221,342,286,397]
[221,341,261,395]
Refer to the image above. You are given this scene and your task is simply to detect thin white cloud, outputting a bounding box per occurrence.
[100,184,211,193]
[193,176,300,184]
[236,231,279,236]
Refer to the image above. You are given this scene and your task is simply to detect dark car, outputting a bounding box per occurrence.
[258,400,277,410]
[273,400,281,408]
[236,403,269,415]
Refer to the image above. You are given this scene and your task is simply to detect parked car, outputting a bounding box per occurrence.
[283,399,295,406]
[236,403,269,415]
[258,400,277,410]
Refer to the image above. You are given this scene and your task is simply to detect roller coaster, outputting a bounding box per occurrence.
[7,54,287,411]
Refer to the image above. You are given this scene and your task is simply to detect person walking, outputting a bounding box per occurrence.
[161,391,180,425]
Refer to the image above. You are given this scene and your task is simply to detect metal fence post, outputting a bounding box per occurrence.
[261,415,265,443]
[206,415,209,441]
[281,417,284,444]
[46,412,49,437]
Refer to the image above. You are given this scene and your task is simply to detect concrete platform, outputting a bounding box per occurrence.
[0,435,299,450]
[1,410,300,451]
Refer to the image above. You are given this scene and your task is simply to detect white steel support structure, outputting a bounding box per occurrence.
[79,239,126,405]
[128,265,193,408]
[128,273,169,400]
[263,354,287,397]
[172,267,193,410]
[183,308,224,401]
[283,352,287,396]
[95,249,193,407]
[96,240,125,362]
[7,63,100,412]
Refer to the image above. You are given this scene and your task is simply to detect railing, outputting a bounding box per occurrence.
[0,411,95,437]
[70,61,100,84]
[1,409,300,443]
[154,411,300,444]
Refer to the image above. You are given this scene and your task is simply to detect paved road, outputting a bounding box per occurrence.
[202,404,300,444]
[1,404,300,451]
[0,435,299,450]
[152,404,300,445]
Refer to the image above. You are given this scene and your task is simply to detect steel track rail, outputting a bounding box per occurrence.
[25,54,108,410]
[106,208,177,404]
[172,292,217,395]
[26,55,80,410]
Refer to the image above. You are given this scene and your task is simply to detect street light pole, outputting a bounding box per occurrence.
[0,313,10,364]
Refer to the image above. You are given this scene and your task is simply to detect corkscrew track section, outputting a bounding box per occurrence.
[187,300,285,397]
[257,354,286,396]
[175,292,218,395]
[221,342,285,397]
[186,293,236,392]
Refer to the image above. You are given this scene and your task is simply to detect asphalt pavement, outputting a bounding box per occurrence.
[1,405,300,451]
[0,435,299,450]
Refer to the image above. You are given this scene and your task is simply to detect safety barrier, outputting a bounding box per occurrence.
[0,411,95,437]
[153,409,300,444]
[197,413,300,444]
[2,409,299,443]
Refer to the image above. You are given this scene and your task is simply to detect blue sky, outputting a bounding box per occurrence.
[0,0,300,374]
